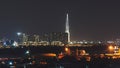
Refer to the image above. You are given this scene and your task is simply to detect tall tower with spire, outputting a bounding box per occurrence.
[65,13,70,43]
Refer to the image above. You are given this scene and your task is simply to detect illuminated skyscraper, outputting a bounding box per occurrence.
[65,13,70,43]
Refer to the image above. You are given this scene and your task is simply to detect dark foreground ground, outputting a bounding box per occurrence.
[0,56,120,68]
[0,45,118,68]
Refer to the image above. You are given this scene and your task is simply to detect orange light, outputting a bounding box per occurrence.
[109,45,114,50]
[65,47,69,52]
[42,53,56,57]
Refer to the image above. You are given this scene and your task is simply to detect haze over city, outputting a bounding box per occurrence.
[0,0,120,41]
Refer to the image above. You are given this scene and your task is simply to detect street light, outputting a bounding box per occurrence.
[108,45,114,53]
[64,47,71,55]
[65,47,69,52]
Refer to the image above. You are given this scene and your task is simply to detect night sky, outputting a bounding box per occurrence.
[0,0,120,41]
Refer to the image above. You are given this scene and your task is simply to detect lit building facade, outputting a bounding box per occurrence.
[41,32,68,45]
[17,32,68,46]
[116,39,120,46]
[27,35,39,45]
[17,33,28,45]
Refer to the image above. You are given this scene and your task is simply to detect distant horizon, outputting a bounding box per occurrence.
[0,1,120,41]
[0,31,119,42]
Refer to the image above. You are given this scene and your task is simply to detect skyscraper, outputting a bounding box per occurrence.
[65,13,70,43]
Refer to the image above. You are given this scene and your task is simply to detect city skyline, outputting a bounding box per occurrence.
[0,1,120,41]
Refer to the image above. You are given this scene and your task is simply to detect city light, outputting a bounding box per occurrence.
[65,47,69,52]
[3,42,7,46]
[108,45,114,53]
[9,62,13,65]
[0,1,120,68]
[64,47,71,55]
[25,50,30,54]
[109,45,114,50]
[12,41,18,47]
[17,32,22,36]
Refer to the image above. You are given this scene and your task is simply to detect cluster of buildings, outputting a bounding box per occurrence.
[17,13,70,47]
[17,32,68,46]
[0,13,120,48]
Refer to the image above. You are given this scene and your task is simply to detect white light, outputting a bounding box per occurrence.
[80,41,83,44]
[26,50,29,54]
[17,32,22,36]
[90,41,93,44]
[9,62,13,65]
[84,41,88,44]
[3,42,7,46]
[13,41,18,47]
[98,41,101,44]
[13,43,16,46]
[69,42,73,44]
[1,61,5,64]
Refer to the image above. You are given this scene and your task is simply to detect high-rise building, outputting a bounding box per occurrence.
[116,39,120,46]
[65,13,70,43]
[17,33,40,46]
[17,33,27,45]
[41,32,68,45]
[27,34,40,46]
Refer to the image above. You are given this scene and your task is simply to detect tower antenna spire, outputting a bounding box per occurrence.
[65,13,70,43]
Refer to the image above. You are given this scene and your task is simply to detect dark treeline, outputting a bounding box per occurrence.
[0,44,107,58]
